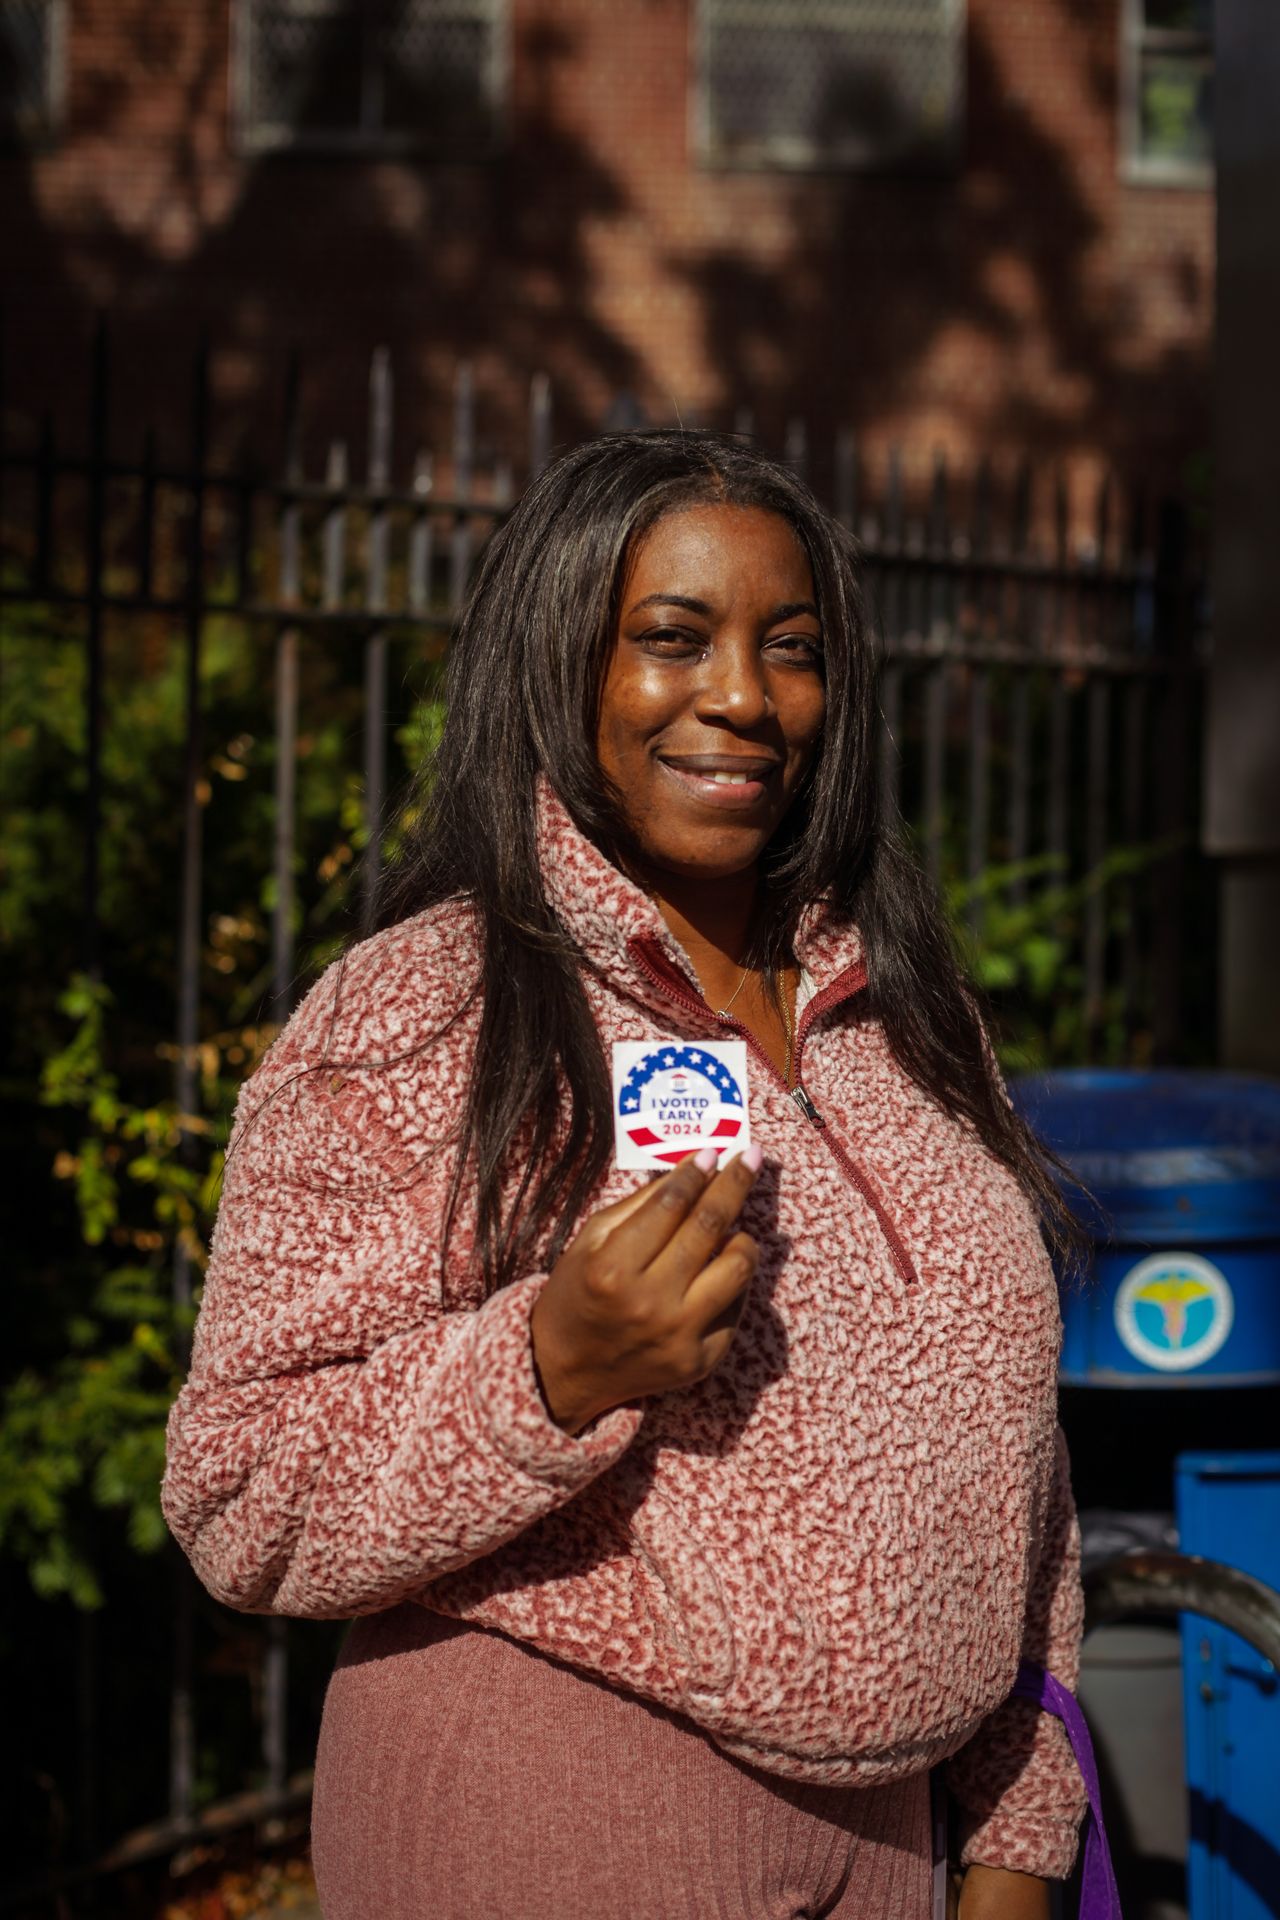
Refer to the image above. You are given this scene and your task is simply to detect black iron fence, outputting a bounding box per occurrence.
[1,325,1209,1050]
[0,321,1210,1900]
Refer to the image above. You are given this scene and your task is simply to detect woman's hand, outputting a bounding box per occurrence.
[952,1864,1052,1920]
[529,1145,763,1434]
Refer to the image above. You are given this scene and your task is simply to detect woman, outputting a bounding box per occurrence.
[162,431,1087,1920]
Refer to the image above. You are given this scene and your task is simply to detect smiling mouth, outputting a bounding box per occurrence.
[655,754,780,809]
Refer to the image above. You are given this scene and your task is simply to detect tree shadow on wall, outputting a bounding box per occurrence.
[1,2,647,466]
[0,0,1211,482]
[668,3,1209,494]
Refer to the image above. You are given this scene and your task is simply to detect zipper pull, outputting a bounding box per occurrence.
[790,1083,823,1125]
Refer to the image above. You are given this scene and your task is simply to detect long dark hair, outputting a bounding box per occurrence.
[383,429,1084,1294]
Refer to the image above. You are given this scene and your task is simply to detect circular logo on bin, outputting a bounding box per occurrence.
[1114,1252,1234,1373]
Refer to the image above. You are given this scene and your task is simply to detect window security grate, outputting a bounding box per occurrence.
[236,0,505,153]
[696,0,964,172]
[1120,0,1213,185]
[0,0,62,143]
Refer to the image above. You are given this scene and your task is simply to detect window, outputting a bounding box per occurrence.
[0,0,64,144]
[1121,0,1213,185]
[234,0,506,154]
[694,0,964,172]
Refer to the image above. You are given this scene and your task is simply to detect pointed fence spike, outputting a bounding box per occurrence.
[835,427,857,530]
[453,362,475,494]
[1012,455,1033,555]
[282,345,303,483]
[885,444,904,540]
[408,449,435,616]
[450,368,475,611]
[1095,469,1113,567]
[529,372,551,478]
[973,453,992,553]
[323,440,348,608]
[368,346,393,491]
[929,447,949,548]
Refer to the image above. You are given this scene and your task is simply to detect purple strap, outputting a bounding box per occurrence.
[1012,1661,1123,1920]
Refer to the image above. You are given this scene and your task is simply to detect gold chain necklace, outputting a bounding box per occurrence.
[715,967,751,1019]
[716,966,797,1088]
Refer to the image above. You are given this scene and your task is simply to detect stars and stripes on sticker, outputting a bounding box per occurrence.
[611,1040,751,1171]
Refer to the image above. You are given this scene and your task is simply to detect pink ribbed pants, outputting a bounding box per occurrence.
[311,1604,933,1920]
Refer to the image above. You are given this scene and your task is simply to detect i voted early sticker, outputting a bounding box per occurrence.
[612,1040,751,1170]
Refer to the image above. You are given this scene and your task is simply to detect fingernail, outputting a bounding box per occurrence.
[693,1146,718,1172]
[742,1144,764,1172]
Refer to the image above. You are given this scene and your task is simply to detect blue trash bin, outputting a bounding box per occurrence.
[1008,1071,1280,1386]
[1008,1070,1280,1919]
[1175,1453,1280,1920]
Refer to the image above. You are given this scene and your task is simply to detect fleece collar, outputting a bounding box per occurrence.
[533,779,867,1027]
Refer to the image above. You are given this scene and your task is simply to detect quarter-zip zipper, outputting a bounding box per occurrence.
[628,938,919,1288]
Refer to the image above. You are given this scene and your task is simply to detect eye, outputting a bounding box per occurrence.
[767,632,824,665]
[637,625,707,653]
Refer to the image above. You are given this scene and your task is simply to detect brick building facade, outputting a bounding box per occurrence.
[2,0,1213,504]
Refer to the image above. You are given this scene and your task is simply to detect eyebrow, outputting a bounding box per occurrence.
[627,592,820,622]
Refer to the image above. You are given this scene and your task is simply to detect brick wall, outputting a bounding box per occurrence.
[2,0,1212,516]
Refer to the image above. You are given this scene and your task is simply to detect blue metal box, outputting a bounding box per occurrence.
[1175,1453,1280,1920]
[1009,1072,1280,1386]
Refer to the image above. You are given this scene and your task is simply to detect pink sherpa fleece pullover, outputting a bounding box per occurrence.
[161,785,1086,1879]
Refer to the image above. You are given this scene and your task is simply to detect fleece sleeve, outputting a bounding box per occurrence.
[943,1426,1088,1880]
[160,974,642,1621]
